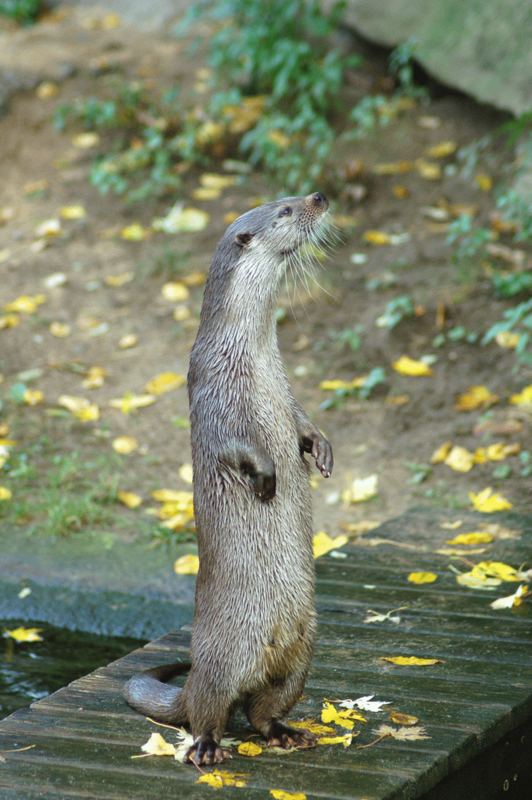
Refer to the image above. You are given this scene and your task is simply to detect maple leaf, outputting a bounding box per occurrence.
[237,741,262,757]
[4,627,43,643]
[469,488,512,513]
[374,724,430,741]
[339,695,391,713]
[197,769,247,789]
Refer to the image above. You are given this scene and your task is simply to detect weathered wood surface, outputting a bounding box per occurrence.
[0,508,531,799]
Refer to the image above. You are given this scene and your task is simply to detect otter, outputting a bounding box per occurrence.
[123,192,333,765]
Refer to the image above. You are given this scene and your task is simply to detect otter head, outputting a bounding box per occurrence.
[229,192,329,261]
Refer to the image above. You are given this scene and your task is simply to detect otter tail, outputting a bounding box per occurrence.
[122,661,191,724]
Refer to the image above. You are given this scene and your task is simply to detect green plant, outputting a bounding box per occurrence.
[53,80,185,203]
[183,0,360,191]
[482,298,532,366]
[1,447,121,537]
[388,38,427,99]
[406,462,432,485]
[0,0,42,25]
[320,366,386,410]
[375,295,415,329]
[447,215,492,264]
[333,324,364,352]
[491,271,532,299]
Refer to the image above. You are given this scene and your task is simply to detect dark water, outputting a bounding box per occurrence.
[1,620,143,719]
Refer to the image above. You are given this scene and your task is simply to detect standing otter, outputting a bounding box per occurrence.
[123,192,333,765]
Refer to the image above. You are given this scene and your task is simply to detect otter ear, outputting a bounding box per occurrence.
[235,231,254,247]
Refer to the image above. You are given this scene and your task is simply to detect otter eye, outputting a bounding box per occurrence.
[278,206,292,218]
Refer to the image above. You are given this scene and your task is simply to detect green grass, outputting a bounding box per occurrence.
[1,446,121,538]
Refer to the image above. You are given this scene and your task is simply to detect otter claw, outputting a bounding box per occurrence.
[185,736,230,766]
[310,435,333,478]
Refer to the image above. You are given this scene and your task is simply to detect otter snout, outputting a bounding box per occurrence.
[306,191,329,210]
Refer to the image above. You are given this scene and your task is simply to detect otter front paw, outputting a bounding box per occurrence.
[302,431,333,478]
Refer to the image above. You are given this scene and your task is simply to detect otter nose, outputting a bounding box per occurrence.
[309,191,328,208]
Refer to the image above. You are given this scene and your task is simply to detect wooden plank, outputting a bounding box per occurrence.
[0,509,530,799]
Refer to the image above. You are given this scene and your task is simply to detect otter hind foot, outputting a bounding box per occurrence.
[266,720,318,749]
[185,735,230,766]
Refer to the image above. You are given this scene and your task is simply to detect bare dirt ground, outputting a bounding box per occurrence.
[0,4,530,555]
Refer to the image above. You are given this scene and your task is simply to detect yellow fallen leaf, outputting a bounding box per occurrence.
[4,295,46,314]
[60,205,86,220]
[289,719,335,735]
[195,120,225,146]
[72,132,100,149]
[446,532,495,545]
[321,701,365,729]
[373,161,414,175]
[509,386,532,406]
[36,81,59,99]
[416,160,441,180]
[35,218,61,238]
[58,395,99,422]
[192,186,221,200]
[363,230,392,245]
[475,173,492,192]
[437,547,488,556]
[444,445,475,473]
[317,733,354,747]
[490,584,529,610]
[342,474,378,504]
[476,442,520,463]
[496,331,520,349]
[118,333,138,349]
[109,393,156,414]
[392,184,410,199]
[389,711,419,726]
[152,489,193,505]
[270,791,307,800]
[469,488,512,513]
[104,272,134,287]
[139,732,176,757]
[173,305,191,322]
[117,491,142,509]
[267,130,291,148]
[49,321,71,338]
[312,531,348,559]
[182,270,206,287]
[381,656,443,666]
[5,626,43,643]
[430,441,452,464]
[456,572,501,589]
[473,561,520,582]
[200,173,238,190]
[178,463,194,484]
[455,385,499,411]
[145,371,186,395]
[393,356,432,377]
[197,769,247,789]
[237,741,262,757]
[112,436,138,455]
[319,377,366,391]
[82,366,107,389]
[374,723,430,741]
[0,314,20,329]
[161,282,190,302]
[0,486,12,501]
[153,207,209,234]
[23,389,44,406]
[121,223,149,241]
[174,554,199,575]
[425,141,457,158]
[407,572,438,584]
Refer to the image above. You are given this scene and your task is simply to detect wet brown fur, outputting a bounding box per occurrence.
[123,193,333,765]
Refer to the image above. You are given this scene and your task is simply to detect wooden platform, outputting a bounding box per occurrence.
[0,508,531,799]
